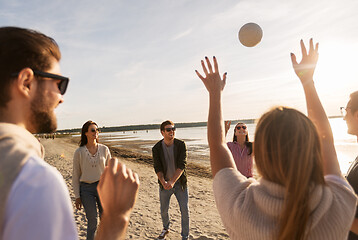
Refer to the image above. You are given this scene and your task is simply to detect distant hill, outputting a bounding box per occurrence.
[56,119,256,134]
[57,116,342,134]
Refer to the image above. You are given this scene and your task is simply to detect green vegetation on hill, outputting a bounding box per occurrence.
[56,119,257,134]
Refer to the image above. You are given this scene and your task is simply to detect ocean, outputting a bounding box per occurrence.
[98,118,358,175]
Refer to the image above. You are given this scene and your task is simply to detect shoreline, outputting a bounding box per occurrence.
[71,136,213,179]
[41,136,229,240]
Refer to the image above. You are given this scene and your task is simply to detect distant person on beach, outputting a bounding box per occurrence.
[195,39,357,239]
[342,91,358,240]
[152,120,189,240]
[0,26,139,240]
[72,120,111,240]
[225,121,253,178]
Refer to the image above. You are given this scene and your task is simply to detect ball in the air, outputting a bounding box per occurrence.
[238,23,263,47]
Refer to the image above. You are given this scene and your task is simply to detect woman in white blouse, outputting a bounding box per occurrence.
[72,120,111,240]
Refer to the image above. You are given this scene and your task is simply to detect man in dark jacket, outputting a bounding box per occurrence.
[152,120,189,240]
[344,91,358,240]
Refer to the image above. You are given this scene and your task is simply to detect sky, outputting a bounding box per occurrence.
[1,0,358,130]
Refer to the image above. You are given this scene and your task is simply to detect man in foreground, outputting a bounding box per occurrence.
[152,120,189,240]
[343,91,358,240]
[0,26,139,240]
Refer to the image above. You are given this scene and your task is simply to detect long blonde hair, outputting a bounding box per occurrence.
[254,107,325,240]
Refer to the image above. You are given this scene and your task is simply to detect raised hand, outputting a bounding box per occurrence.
[290,38,319,85]
[95,158,139,240]
[195,56,227,94]
[224,120,231,136]
[290,38,340,177]
[196,56,235,176]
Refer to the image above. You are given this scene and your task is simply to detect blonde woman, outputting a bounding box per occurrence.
[72,120,111,240]
[195,39,357,239]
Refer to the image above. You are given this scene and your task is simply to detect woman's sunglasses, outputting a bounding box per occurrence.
[236,126,247,130]
[90,128,99,133]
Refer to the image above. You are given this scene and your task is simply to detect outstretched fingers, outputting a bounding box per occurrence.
[308,38,319,56]
[222,72,227,88]
[195,56,227,93]
[213,56,219,73]
[195,70,205,81]
[300,39,307,57]
[309,38,314,55]
[205,56,213,73]
[201,60,209,76]
[290,53,298,67]
[108,157,118,175]
[315,42,319,53]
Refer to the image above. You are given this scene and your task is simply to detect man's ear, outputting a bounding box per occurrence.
[15,68,35,97]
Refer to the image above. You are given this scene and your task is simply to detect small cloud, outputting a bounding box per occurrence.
[171,28,192,41]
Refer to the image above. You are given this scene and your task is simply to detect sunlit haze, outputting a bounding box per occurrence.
[1,0,357,129]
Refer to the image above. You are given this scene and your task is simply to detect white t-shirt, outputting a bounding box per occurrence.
[2,156,78,240]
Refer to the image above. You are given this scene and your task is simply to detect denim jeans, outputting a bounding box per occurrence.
[80,181,102,240]
[160,182,189,239]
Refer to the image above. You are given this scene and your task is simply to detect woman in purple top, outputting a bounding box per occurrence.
[225,121,253,178]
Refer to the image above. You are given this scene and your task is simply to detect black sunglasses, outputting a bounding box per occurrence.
[165,127,176,132]
[90,128,99,133]
[340,106,350,116]
[236,126,247,130]
[11,70,69,95]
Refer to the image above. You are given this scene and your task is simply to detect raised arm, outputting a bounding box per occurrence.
[291,39,341,176]
[195,56,235,177]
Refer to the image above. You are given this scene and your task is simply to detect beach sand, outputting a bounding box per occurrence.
[41,136,229,240]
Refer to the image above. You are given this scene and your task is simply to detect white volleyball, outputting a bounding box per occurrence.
[238,23,263,47]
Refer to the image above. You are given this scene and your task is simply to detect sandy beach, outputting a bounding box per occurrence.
[40,136,229,240]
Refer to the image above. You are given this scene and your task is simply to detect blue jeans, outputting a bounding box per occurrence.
[160,182,189,239]
[80,181,102,240]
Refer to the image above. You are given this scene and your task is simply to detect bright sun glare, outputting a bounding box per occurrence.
[315,42,358,95]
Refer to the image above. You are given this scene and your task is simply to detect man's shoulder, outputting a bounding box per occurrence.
[8,155,70,212]
[5,156,77,240]
[174,138,186,148]
[15,155,66,188]
[174,138,185,144]
[152,139,163,149]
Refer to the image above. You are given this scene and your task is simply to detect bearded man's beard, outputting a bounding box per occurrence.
[30,94,57,134]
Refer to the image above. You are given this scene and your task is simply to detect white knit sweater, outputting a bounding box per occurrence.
[72,144,111,198]
[213,168,357,240]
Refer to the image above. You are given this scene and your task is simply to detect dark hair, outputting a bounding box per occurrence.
[79,120,98,146]
[350,91,358,114]
[0,26,61,108]
[233,123,253,155]
[160,120,174,132]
